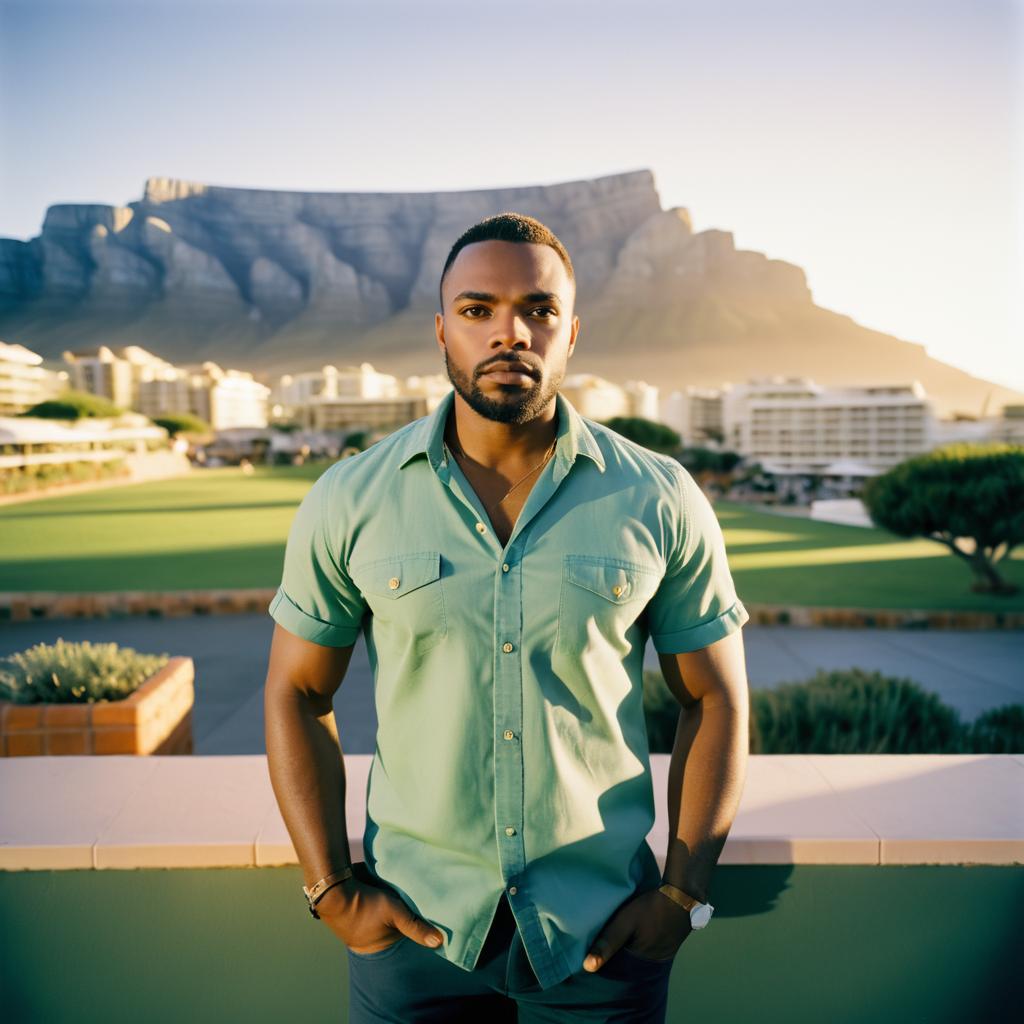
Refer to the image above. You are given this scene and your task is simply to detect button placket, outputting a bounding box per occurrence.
[494,542,524,892]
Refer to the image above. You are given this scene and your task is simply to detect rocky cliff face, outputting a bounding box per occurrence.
[0,171,664,322]
[0,170,1016,418]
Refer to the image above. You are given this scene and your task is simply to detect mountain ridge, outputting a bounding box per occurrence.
[0,170,1016,418]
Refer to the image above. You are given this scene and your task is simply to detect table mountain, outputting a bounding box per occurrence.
[0,170,1015,417]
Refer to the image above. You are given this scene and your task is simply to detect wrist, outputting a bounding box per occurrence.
[303,865,356,918]
[659,880,709,905]
[314,876,358,915]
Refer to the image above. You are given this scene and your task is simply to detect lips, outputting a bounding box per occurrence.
[481,362,538,380]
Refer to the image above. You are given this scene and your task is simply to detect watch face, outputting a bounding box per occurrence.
[691,904,714,929]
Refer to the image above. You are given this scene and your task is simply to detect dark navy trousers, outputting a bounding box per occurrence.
[346,892,675,1022]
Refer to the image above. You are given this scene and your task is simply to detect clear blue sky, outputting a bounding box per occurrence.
[1,0,1020,390]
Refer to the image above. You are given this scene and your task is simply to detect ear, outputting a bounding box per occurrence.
[567,314,580,359]
[434,311,446,354]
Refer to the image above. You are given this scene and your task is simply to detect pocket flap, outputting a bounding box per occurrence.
[565,557,658,604]
[355,552,442,599]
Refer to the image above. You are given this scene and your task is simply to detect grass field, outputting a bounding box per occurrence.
[1,465,1021,611]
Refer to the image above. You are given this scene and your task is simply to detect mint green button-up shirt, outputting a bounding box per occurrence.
[269,387,748,989]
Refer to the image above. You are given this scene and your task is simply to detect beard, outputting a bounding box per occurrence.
[444,349,564,425]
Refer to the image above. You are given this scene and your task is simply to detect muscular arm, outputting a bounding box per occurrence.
[658,628,749,902]
[263,622,357,889]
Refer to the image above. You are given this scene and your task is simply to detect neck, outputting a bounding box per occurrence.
[446,393,558,469]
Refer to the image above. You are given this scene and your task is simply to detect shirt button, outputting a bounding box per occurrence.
[502,563,510,573]
[388,577,400,590]
[508,886,518,896]
[503,729,515,740]
[505,826,516,836]
[475,522,487,534]
[611,584,623,596]
[502,642,514,653]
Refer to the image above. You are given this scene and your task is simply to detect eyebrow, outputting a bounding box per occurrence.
[452,290,561,306]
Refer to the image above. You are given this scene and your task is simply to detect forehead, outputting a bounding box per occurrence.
[443,240,573,304]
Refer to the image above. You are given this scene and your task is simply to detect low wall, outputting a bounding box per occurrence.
[2,589,1022,629]
[1,754,1021,1023]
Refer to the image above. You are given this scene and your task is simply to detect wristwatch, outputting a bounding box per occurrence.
[302,866,354,919]
[657,882,714,930]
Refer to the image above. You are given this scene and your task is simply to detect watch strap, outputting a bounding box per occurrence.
[657,882,701,912]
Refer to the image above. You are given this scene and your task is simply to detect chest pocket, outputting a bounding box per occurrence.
[554,555,662,659]
[351,551,447,659]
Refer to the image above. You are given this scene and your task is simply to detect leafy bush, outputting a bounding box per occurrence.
[963,704,1024,753]
[749,669,965,753]
[21,390,123,420]
[153,413,212,437]
[0,639,169,705]
[600,417,681,455]
[643,667,1022,754]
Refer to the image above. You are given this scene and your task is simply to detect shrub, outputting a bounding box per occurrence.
[21,390,123,420]
[0,639,169,705]
[153,413,212,437]
[643,667,1022,754]
[749,669,965,753]
[963,704,1024,753]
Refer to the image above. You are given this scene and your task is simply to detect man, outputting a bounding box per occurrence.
[264,213,750,1022]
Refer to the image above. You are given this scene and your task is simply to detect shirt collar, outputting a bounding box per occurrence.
[398,387,606,476]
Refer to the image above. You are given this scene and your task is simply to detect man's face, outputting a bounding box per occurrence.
[435,240,579,425]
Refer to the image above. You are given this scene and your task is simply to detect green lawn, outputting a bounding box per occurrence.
[1,468,1021,611]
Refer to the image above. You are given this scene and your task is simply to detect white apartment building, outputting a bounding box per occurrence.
[181,362,270,430]
[273,362,400,421]
[516,373,662,424]
[0,341,66,414]
[661,386,725,446]
[403,374,454,413]
[300,396,428,432]
[991,404,1024,444]
[722,377,934,472]
[560,374,629,420]
[624,380,660,421]
[63,345,182,411]
[62,345,136,408]
[62,345,269,430]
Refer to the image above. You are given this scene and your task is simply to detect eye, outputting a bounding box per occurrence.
[460,305,490,319]
[531,306,557,319]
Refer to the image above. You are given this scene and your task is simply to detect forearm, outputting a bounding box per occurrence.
[662,693,749,902]
[265,686,352,888]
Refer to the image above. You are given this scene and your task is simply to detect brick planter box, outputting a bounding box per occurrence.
[0,657,194,757]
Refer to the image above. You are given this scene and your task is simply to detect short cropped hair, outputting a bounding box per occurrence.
[438,212,575,309]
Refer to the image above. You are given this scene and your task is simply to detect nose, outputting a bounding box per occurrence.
[490,309,532,351]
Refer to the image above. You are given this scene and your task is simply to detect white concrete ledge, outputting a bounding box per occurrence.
[1,754,1021,871]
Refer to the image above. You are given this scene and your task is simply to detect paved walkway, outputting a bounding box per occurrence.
[1,616,1020,755]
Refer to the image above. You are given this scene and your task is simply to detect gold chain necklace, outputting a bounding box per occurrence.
[445,435,557,516]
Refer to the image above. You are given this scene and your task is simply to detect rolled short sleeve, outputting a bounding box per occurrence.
[268,467,367,647]
[646,466,749,654]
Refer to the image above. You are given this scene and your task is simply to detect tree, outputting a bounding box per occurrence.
[600,416,680,455]
[21,390,122,419]
[679,447,742,474]
[152,413,212,437]
[861,443,1024,595]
